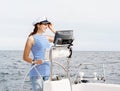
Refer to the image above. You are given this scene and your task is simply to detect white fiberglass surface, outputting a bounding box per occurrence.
[72,83,120,91]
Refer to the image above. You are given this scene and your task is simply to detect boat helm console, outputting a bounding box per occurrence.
[53,30,74,46]
[53,30,74,58]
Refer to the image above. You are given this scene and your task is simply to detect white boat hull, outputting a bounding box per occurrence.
[44,79,120,91]
[72,83,120,91]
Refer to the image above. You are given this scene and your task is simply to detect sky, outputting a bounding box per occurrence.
[0,0,120,51]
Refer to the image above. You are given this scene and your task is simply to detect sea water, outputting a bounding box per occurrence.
[0,50,120,91]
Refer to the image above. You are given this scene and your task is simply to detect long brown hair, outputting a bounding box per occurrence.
[29,24,38,36]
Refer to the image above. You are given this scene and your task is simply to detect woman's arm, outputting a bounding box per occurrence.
[23,36,34,63]
[46,35,54,42]
[48,23,56,34]
[46,23,56,42]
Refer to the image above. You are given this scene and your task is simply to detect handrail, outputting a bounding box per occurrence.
[74,63,106,83]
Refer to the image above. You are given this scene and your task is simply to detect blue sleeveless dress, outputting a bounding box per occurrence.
[30,34,50,77]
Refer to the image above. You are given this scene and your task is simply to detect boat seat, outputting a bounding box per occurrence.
[44,78,71,91]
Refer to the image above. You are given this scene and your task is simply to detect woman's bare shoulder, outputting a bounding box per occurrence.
[27,35,34,44]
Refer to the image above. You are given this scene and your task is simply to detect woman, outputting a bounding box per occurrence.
[23,17,56,91]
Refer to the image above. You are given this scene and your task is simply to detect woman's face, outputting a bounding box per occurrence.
[37,23,48,33]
